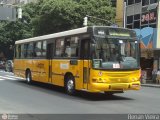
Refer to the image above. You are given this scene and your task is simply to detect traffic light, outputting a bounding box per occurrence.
[83,16,88,26]
[17,7,22,19]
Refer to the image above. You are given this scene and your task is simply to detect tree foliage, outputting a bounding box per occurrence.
[32,0,115,36]
[0,0,115,59]
[0,4,34,59]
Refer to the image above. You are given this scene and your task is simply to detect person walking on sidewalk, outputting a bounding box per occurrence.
[156,70,160,84]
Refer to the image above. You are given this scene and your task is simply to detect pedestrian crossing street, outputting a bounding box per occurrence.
[0,72,24,81]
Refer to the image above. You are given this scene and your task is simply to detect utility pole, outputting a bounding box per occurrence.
[17,7,22,19]
[83,16,88,26]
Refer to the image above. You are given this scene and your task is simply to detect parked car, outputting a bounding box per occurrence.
[0,61,5,70]
[5,60,13,72]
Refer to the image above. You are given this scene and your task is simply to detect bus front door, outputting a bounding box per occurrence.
[47,43,54,83]
[81,39,90,90]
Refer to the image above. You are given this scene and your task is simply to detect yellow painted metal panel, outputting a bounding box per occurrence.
[14,58,141,93]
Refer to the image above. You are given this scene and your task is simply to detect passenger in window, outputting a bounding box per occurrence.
[65,46,71,57]
[99,47,105,61]
[110,48,119,61]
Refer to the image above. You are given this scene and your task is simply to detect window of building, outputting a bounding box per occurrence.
[150,0,157,4]
[141,25,149,29]
[141,12,149,25]
[149,10,157,24]
[135,0,141,3]
[142,6,148,13]
[149,24,156,28]
[141,10,157,26]
[134,14,140,20]
[111,0,116,7]
[127,15,133,24]
[134,21,140,28]
[127,24,133,29]
[142,0,149,6]
[128,0,134,5]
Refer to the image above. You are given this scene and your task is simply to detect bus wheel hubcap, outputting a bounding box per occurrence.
[67,79,74,92]
[27,73,30,82]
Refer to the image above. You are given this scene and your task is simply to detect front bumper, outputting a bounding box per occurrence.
[87,82,141,93]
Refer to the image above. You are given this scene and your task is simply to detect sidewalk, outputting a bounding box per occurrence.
[141,83,160,88]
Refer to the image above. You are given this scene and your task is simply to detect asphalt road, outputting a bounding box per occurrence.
[0,71,160,115]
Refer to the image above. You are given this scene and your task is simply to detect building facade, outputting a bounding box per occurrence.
[0,0,36,4]
[115,0,160,83]
[115,0,124,27]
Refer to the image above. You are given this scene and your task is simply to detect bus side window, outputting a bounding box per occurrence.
[63,36,79,58]
[42,41,47,58]
[47,43,54,59]
[35,42,42,58]
[80,39,90,59]
[71,36,79,57]
[64,38,71,57]
[33,43,37,58]
[27,43,33,58]
[21,44,24,59]
[18,45,21,59]
[55,39,65,57]
[24,44,28,58]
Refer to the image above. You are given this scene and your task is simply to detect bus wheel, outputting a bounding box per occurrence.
[26,71,32,84]
[65,75,75,95]
[104,92,114,96]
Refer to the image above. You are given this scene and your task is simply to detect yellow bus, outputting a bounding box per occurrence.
[14,26,141,95]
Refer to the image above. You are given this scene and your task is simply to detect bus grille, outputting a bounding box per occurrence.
[109,78,129,83]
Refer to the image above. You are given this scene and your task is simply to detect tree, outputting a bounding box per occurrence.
[32,0,115,36]
[0,0,115,60]
[0,3,34,60]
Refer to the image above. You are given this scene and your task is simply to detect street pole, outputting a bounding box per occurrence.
[123,2,126,28]
[83,16,88,26]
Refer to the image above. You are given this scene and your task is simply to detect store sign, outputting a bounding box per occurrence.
[141,11,157,24]
[109,31,130,37]
[94,28,136,37]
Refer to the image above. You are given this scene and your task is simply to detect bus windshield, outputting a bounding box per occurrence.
[92,36,139,70]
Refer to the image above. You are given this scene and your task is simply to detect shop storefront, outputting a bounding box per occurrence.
[124,0,159,83]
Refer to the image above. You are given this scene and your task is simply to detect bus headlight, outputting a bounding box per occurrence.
[98,78,103,83]
[131,77,139,82]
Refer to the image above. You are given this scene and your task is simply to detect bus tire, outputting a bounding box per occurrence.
[65,75,75,95]
[104,92,114,96]
[26,71,32,84]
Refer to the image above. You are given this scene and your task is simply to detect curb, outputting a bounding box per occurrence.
[141,84,160,88]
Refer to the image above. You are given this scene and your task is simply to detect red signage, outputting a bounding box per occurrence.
[141,12,156,24]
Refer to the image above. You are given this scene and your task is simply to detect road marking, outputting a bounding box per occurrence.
[5,75,24,80]
[0,76,17,80]
[0,74,25,81]
[0,78,4,81]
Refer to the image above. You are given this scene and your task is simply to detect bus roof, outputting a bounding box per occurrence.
[15,26,135,44]
[15,27,88,44]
